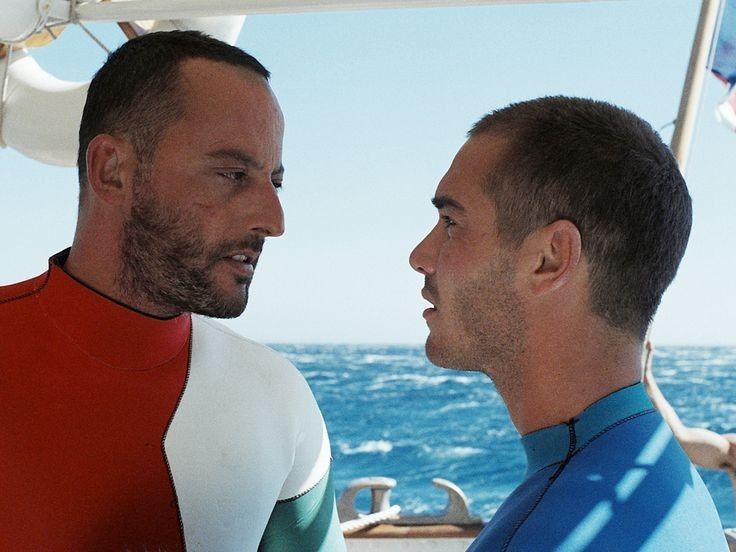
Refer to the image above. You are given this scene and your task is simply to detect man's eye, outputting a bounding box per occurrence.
[272,180,283,191]
[218,171,247,183]
[441,215,456,229]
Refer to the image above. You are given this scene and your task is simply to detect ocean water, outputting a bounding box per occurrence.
[271,344,736,528]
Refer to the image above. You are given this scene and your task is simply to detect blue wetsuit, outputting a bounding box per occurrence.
[468,384,727,551]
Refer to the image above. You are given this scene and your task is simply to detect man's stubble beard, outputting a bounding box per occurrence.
[117,172,262,319]
[425,258,526,394]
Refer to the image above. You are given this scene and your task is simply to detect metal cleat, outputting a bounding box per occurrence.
[392,478,482,526]
[337,476,482,526]
[337,476,397,522]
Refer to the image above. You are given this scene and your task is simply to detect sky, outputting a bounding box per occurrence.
[1,0,735,345]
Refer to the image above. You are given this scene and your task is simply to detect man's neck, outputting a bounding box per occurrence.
[64,244,180,319]
[499,319,642,436]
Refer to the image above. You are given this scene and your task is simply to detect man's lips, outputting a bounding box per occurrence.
[421,287,438,319]
[421,288,437,308]
[227,252,257,264]
[422,307,437,320]
[222,251,259,278]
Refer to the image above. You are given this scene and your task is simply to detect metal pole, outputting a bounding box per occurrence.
[646,0,721,358]
[670,0,722,172]
[74,0,625,22]
[0,44,13,148]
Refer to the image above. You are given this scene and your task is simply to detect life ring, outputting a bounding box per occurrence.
[1,0,245,167]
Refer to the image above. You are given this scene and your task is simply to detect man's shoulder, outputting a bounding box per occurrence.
[191,315,283,357]
[476,414,727,551]
[0,272,49,306]
[190,314,310,394]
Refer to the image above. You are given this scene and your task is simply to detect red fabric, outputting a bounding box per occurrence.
[1,254,191,551]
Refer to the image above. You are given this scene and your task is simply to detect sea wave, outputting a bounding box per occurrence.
[367,373,475,391]
[421,445,485,458]
[360,354,418,365]
[339,440,394,455]
[485,428,512,439]
[439,401,482,413]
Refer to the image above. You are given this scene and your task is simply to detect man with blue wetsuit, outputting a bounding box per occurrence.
[410,96,727,551]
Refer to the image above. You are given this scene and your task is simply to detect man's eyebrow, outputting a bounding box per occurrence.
[431,195,465,212]
[206,149,261,169]
[206,149,284,176]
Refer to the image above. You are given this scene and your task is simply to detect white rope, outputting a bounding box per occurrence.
[340,505,401,535]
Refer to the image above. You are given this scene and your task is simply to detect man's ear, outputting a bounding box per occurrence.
[524,219,582,296]
[85,134,136,205]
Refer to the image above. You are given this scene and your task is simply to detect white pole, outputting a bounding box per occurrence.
[0,45,14,147]
[74,0,625,22]
[670,0,722,172]
[646,0,721,357]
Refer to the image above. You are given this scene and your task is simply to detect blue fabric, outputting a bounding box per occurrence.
[468,384,728,551]
[712,0,736,85]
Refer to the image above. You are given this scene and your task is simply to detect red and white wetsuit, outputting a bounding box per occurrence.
[0,250,344,551]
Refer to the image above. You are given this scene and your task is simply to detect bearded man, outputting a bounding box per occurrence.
[410,96,727,551]
[0,30,344,551]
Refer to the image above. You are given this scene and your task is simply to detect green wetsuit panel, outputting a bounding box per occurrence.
[258,468,346,551]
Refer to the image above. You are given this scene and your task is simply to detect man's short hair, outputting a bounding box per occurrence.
[77,30,270,191]
[469,96,691,340]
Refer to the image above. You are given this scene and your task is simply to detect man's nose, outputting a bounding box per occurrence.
[249,181,285,237]
[409,230,437,276]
